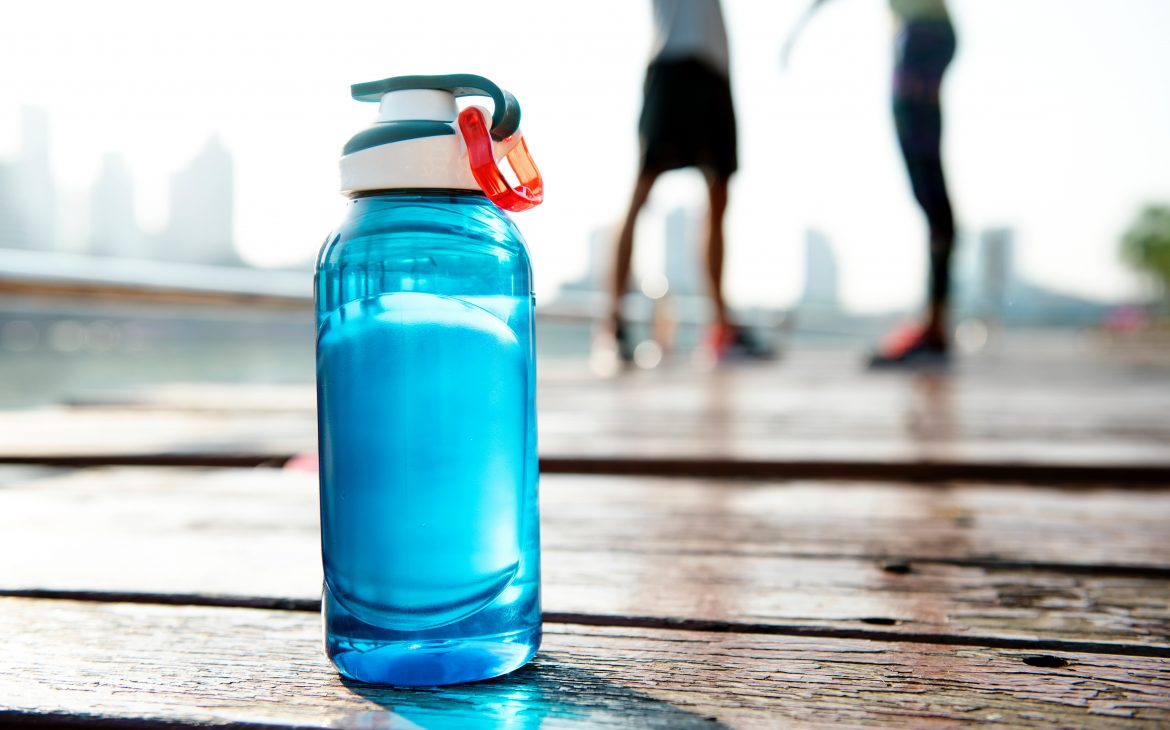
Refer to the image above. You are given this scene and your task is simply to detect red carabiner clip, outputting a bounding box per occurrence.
[458,106,544,212]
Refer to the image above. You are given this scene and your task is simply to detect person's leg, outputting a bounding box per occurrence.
[892,21,956,348]
[610,170,659,330]
[703,172,732,329]
[871,23,955,366]
[895,99,954,345]
[698,172,773,361]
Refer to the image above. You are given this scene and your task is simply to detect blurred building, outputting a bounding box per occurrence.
[0,109,58,251]
[799,228,840,313]
[157,135,238,266]
[89,153,142,258]
[0,163,23,247]
[663,206,699,298]
[954,227,1110,326]
[558,225,614,296]
[584,225,614,293]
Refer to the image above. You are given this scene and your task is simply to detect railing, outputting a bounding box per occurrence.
[0,250,309,309]
[0,250,608,323]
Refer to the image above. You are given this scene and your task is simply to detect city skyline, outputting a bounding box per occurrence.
[0,108,1132,328]
[3,0,1168,311]
[552,212,1109,329]
[0,110,239,267]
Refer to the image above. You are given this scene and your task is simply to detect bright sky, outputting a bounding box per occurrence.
[2,0,1168,311]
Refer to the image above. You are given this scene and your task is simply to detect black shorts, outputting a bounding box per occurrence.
[639,58,738,179]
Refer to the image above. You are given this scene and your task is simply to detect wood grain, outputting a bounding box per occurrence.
[4,359,1170,480]
[1,467,1167,652]
[1,598,1167,729]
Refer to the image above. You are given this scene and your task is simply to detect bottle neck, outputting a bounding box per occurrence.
[347,188,489,201]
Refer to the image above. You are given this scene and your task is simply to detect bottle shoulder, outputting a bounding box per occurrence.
[318,192,529,271]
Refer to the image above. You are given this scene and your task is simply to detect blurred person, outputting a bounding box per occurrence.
[603,0,772,364]
[785,0,957,367]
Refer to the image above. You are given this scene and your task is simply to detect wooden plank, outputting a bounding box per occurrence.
[4,357,1170,480]
[539,475,1170,570]
[1,467,1167,652]
[5,465,1166,571]
[538,362,1170,479]
[1,598,1166,728]
[0,406,310,461]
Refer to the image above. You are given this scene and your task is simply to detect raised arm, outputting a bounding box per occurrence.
[781,0,837,68]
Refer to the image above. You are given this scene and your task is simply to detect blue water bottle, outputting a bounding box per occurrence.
[315,74,544,686]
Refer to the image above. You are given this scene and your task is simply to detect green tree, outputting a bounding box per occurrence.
[1122,204,1170,300]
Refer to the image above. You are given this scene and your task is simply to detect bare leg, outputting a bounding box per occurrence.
[610,170,659,329]
[704,173,732,329]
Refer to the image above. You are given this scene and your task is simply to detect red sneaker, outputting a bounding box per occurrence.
[868,324,949,369]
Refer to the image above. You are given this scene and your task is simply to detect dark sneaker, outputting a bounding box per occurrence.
[867,325,949,369]
[613,321,636,363]
[706,324,777,362]
[591,320,636,375]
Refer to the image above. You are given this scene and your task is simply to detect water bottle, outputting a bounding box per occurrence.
[315,74,544,686]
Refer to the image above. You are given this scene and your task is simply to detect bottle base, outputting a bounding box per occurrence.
[328,624,541,687]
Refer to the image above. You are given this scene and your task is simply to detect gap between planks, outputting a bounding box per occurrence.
[6,588,1168,660]
[578,550,1170,580]
[0,714,303,730]
[3,453,1170,485]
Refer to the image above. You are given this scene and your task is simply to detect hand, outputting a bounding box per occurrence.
[780,36,796,69]
[781,1,823,71]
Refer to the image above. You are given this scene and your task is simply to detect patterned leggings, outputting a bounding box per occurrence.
[893,20,956,305]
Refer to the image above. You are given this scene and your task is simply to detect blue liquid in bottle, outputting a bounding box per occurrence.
[316,191,540,686]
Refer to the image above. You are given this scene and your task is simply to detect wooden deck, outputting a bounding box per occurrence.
[1,351,1168,727]
[3,352,1169,480]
